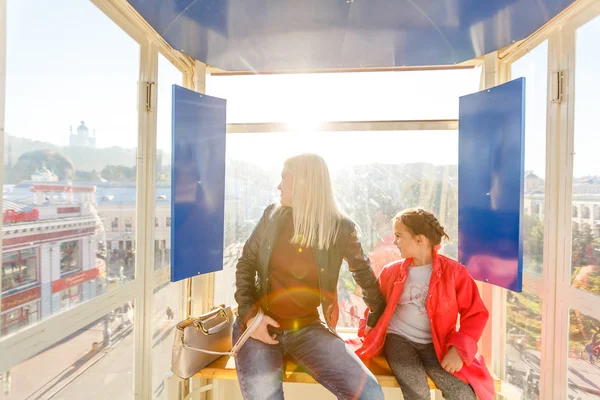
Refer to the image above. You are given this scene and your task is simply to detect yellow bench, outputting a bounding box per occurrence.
[194,354,502,392]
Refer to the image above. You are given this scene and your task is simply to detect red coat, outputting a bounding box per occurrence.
[351,253,495,400]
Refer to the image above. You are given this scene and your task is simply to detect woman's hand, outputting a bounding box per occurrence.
[364,325,372,335]
[247,315,280,345]
[441,346,464,374]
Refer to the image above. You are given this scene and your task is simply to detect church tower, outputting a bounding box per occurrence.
[69,121,96,148]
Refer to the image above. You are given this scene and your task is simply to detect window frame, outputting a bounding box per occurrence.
[59,240,82,276]
[0,2,193,399]
[0,1,598,399]
[0,299,40,336]
[497,2,600,398]
[218,126,462,331]
[1,248,40,293]
[555,6,600,398]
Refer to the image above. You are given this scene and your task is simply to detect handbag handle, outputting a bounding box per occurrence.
[204,319,230,335]
[194,307,230,334]
[182,308,264,357]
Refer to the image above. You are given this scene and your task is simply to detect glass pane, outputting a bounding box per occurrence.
[154,54,180,272]
[505,291,542,398]
[151,282,181,399]
[1,303,134,399]
[571,15,600,296]
[151,54,183,399]
[512,41,548,276]
[569,309,600,399]
[215,131,458,328]
[1,0,140,337]
[207,68,481,123]
[60,241,81,275]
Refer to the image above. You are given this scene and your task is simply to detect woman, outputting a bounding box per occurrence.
[233,153,386,400]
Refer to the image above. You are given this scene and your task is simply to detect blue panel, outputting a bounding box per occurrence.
[126,0,574,71]
[458,78,525,292]
[171,85,226,282]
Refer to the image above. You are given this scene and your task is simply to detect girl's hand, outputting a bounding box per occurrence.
[441,346,464,374]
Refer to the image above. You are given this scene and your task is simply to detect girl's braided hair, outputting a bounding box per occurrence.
[394,208,450,246]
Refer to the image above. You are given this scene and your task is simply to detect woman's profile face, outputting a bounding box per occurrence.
[278,167,293,207]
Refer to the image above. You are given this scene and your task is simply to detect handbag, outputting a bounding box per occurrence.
[171,305,264,379]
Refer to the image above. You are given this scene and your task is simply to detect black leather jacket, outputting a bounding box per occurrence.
[235,204,386,333]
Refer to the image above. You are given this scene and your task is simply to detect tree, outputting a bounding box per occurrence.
[572,222,595,268]
[523,215,544,273]
[399,180,423,209]
[11,150,75,183]
[398,177,459,241]
[581,223,595,265]
[101,165,136,182]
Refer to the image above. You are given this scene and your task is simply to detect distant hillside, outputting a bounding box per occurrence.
[4,135,170,183]
[62,146,137,172]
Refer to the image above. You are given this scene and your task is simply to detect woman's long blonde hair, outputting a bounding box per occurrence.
[281,153,344,250]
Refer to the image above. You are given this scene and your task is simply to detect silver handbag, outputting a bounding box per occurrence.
[171,305,264,379]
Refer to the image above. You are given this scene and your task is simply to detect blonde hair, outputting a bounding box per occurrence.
[282,153,343,250]
[394,208,450,246]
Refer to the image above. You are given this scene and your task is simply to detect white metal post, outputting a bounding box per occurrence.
[479,52,509,377]
[132,40,159,400]
[554,23,576,400]
[189,60,216,319]
[186,60,216,400]
[535,28,564,400]
[554,7,600,399]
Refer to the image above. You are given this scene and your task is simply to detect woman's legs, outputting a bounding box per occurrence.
[234,319,384,400]
[233,318,285,400]
[286,322,384,400]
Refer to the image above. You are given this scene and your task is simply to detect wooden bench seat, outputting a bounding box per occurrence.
[194,355,502,392]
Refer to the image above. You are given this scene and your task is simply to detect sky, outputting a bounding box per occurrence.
[4,0,600,178]
[224,130,459,171]
[5,1,140,149]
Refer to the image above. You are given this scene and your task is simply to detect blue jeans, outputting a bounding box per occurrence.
[233,318,384,400]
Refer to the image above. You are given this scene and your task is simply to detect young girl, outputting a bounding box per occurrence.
[354,208,494,400]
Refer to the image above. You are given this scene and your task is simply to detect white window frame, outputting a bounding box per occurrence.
[1,0,598,399]
[554,3,600,399]
[495,34,558,398]
[203,69,478,337]
[0,1,193,399]
[196,63,484,343]
[497,1,600,398]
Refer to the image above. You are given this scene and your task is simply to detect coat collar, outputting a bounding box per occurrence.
[396,250,443,283]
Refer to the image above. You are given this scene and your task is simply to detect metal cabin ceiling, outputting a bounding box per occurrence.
[126,0,574,71]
